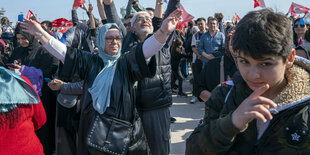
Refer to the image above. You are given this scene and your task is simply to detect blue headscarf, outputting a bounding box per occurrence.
[0,67,40,112]
[88,23,122,114]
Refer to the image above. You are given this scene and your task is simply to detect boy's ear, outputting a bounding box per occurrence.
[286,49,295,68]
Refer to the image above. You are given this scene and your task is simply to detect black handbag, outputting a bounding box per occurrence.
[87,108,150,155]
[87,112,132,155]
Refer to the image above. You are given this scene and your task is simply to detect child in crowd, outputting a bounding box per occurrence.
[186,9,310,154]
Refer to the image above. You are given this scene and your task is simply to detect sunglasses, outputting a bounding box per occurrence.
[293,24,305,28]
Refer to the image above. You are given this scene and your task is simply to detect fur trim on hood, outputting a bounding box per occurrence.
[270,56,310,114]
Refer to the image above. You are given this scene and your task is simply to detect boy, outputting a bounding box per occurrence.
[186,9,310,154]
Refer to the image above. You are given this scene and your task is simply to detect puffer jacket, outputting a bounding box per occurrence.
[186,56,310,154]
[137,38,173,110]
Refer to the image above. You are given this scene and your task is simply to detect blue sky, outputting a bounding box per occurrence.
[2,0,310,24]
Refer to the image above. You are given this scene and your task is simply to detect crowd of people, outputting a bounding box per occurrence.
[1,0,310,155]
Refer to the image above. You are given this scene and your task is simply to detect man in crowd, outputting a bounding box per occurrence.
[190,17,206,104]
[198,17,225,69]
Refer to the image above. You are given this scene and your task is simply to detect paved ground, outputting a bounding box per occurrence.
[169,76,205,155]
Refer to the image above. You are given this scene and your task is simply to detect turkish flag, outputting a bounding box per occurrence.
[235,12,241,21]
[52,18,73,27]
[176,4,194,30]
[26,10,35,19]
[73,0,85,10]
[254,0,266,8]
[26,10,41,24]
[288,2,310,16]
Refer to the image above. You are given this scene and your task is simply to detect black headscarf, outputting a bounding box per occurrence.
[10,23,40,65]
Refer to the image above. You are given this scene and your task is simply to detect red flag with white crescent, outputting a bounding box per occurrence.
[288,2,310,16]
[176,4,194,30]
[52,18,73,27]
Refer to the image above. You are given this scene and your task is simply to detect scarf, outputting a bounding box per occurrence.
[88,23,122,114]
[0,67,40,113]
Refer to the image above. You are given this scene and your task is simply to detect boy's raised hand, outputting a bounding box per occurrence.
[232,84,277,131]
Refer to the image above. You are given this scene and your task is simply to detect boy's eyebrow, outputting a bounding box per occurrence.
[235,55,275,61]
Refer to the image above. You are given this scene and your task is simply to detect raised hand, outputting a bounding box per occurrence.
[160,9,182,35]
[20,18,44,37]
[231,84,277,130]
[89,4,93,13]
[20,18,52,45]
[80,3,88,11]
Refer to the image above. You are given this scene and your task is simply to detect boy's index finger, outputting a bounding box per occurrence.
[249,84,269,99]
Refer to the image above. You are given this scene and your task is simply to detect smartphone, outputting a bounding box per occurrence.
[18,14,24,22]
[6,63,18,69]
[44,78,52,83]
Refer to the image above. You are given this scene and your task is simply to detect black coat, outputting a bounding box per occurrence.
[60,44,156,155]
[195,54,237,99]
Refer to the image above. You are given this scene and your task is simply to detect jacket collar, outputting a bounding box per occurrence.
[270,56,310,114]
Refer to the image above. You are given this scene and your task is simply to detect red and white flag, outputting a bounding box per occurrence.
[73,0,85,10]
[176,4,194,30]
[254,0,266,8]
[288,2,310,16]
[26,10,35,19]
[51,18,73,27]
[235,12,241,21]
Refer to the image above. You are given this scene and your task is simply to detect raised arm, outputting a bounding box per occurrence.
[103,0,127,36]
[97,0,107,22]
[143,9,182,59]
[88,4,96,29]
[154,0,163,18]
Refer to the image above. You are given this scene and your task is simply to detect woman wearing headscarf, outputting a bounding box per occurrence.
[6,23,59,155]
[0,67,46,155]
[21,9,182,155]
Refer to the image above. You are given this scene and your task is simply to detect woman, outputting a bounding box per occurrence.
[21,9,182,155]
[293,18,310,48]
[7,23,59,155]
[0,67,46,155]
[1,17,14,39]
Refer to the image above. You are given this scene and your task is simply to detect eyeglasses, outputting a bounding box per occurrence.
[293,24,305,28]
[135,16,152,23]
[124,22,131,27]
[105,37,122,43]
